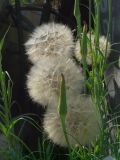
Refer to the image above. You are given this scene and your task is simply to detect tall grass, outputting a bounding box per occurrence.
[0,0,120,160]
[0,28,41,160]
[59,0,120,159]
[0,27,22,159]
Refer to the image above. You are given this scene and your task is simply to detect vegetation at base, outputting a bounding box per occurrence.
[0,0,120,160]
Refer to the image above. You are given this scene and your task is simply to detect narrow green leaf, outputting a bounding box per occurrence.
[74,0,81,38]
[6,118,23,135]
[0,122,7,134]
[58,74,70,148]
[81,25,87,58]
[81,25,88,93]
[94,0,100,49]
[0,26,10,69]
[58,74,67,117]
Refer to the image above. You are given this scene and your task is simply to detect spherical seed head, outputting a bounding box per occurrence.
[75,34,111,65]
[26,55,101,147]
[26,56,84,106]
[43,95,101,147]
[25,25,102,147]
[25,23,74,64]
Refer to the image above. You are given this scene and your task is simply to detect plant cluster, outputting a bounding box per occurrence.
[0,0,120,160]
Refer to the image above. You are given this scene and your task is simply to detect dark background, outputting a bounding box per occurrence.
[0,0,120,158]
[100,0,120,114]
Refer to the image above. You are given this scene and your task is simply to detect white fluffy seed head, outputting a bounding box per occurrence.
[26,24,101,147]
[75,34,111,65]
[25,23,74,64]
[26,55,101,147]
[26,56,84,106]
[43,95,101,147]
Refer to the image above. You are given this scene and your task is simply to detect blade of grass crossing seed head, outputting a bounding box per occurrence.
[58,74,67,118]
[81,24,87,59]
[105,0,112,56]
[58,74,70,147]
[81,25,88,92]
[94,0,100,50]
[74,0,81,38]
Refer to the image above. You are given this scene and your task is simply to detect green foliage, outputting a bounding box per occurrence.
[0,27,39,160]
[74,0,81,39]
[38,136,54,160]
[0,0,120,160]
[58,74,72,159]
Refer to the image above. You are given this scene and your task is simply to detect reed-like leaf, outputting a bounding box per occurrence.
[58,74,70,148]
[74,0,81,38]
